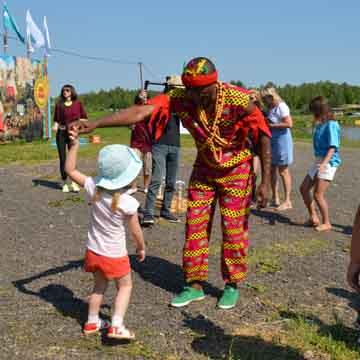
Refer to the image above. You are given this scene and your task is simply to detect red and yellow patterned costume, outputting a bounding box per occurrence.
[149,78,270,284]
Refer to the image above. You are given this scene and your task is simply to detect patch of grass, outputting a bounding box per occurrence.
[229,310,360,360]
[249,247,282,274]
[246,283,267,293]
[249,238,328,274]
[48,195,85,208]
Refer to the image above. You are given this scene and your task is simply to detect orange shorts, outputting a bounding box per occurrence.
[84,249,131,280]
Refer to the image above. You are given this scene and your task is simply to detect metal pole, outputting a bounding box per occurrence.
[138,62,144,90]
[3,30,8,54]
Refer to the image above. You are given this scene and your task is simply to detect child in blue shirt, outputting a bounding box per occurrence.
[300,96,341,232]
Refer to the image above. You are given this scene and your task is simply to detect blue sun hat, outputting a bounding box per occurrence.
[95,145,142,190]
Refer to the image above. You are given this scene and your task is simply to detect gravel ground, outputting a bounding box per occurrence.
[1,142,360,359]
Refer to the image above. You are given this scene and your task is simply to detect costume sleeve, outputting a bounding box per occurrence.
[53,103,61,123]
[84,177,96,199]
[241,106,271,143]
[146,94,171,141]
[327,121,340,149]
[119,194,139,215]
[79,101,88,119]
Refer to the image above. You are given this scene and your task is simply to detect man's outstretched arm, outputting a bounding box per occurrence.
[75,104,155,134]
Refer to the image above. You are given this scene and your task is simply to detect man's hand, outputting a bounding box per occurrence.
[256,182,270,209]
[347,262,360,292]
[69,119,97,134]
[136,248,146,262]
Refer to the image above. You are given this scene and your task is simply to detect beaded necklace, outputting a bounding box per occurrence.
[197,82,228,162]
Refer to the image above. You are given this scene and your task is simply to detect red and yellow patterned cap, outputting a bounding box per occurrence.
[181,57,218,88]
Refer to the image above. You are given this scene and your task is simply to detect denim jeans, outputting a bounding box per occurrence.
[144,144,180,217]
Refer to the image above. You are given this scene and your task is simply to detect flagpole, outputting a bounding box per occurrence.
[138,61,144,90]
[3,29,8,54]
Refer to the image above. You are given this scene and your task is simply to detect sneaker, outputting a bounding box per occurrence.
[107,326,135,340]
[62,184,70,193]
[83,319,110,335]
[141,215,155,226]
[170,286,205,307]
[71,182,80,193]
[217,285,239,310]
[160,212,180,223]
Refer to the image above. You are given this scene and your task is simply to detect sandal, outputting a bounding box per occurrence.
[83,319,110,335]
[107,326,135,340]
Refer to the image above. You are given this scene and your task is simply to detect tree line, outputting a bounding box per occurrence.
[69,81,360,114]
[231,80,360,111]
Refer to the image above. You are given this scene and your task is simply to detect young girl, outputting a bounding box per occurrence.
[53,84,87,193]
[300,96,341,232]
[65,128,145,339]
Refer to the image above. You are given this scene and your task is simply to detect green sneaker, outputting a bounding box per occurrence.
[170,286,205,307]
[217,285,239,310]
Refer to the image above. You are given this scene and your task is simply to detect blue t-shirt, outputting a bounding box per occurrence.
[313,120,341,167]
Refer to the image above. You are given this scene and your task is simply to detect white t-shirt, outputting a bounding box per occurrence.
[84,177,139,258]
[267,102,290,124]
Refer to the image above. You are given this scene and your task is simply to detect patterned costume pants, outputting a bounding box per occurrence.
[183,160,253,284]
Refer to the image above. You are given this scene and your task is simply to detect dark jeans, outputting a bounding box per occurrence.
[56,129,71,181]
[144,144,180,217]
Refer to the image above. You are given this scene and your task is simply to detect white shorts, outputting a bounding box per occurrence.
[308,160,338,181]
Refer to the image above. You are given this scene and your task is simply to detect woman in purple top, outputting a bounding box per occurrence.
[53,84,87,193]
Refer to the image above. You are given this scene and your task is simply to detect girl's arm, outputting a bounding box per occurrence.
[64,136,87,187]
[269,115,293,129]
[318,147,335,172]
[128,213,146,262]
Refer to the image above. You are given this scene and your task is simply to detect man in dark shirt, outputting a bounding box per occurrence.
[142,76,182,225]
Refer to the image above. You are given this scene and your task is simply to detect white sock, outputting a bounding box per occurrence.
[87,314,100,325]
[111,315,124,328]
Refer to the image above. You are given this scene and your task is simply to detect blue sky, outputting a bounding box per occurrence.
[4,1,360,95]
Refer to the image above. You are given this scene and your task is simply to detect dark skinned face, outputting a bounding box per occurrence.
[185,83,217,111]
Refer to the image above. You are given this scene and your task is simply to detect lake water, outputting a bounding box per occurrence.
[341,126,360,142]
[306,126,360,142]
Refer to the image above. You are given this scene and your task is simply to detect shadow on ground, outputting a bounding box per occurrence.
[130,255,222,298]
[327,287,360,324]
[32,178,62,190]
[12,259,110,327]
[279,308,360,354]
[181,311,304,360]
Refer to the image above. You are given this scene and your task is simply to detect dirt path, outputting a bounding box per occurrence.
[1,143,359,359]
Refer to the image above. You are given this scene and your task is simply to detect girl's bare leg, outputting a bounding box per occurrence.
[300,175,320,225]
[88,271,108,322]
[313,178,332,231]
[112,273,132,326]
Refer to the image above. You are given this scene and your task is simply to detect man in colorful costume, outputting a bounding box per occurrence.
[75,57,272,310]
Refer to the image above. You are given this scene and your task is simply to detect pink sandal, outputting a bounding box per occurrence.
[107,326,135,340]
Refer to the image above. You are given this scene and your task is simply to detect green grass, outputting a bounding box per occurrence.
[1,112,360,165]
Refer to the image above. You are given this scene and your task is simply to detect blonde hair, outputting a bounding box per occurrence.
[249,88,262,107]
[260,87,283,105]
[92,188,121,213]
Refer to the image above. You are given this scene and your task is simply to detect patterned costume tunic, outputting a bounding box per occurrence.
[150,82,270,283]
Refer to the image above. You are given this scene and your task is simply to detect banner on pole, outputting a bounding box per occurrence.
[0,55,50,142]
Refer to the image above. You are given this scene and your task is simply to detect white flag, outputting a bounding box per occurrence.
[26,10,45,53]
[43,16,51,56]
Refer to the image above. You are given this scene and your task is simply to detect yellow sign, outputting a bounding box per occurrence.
[34,78,49,109]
